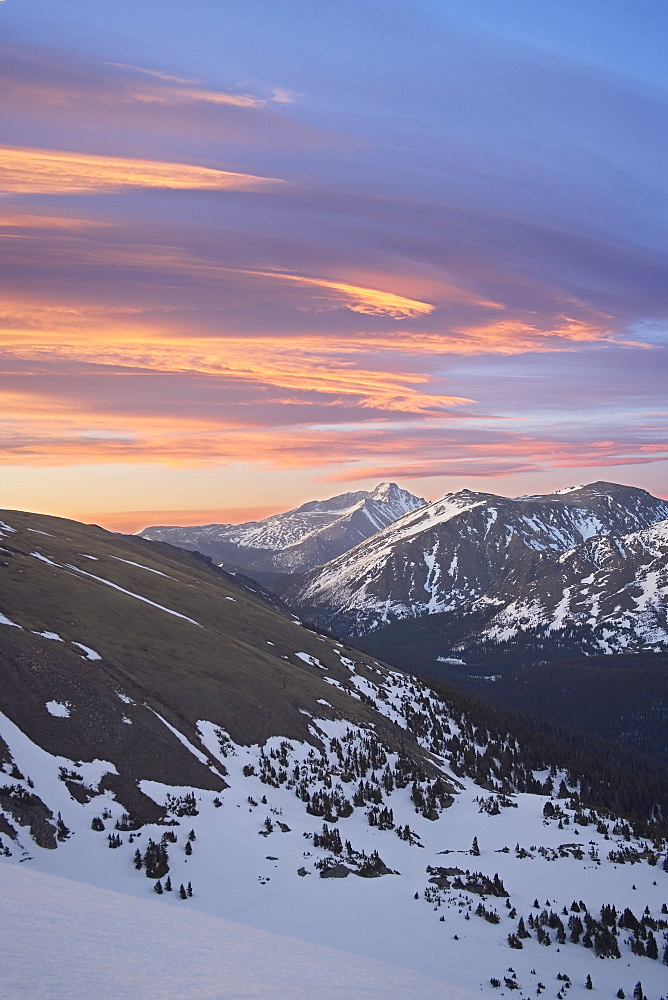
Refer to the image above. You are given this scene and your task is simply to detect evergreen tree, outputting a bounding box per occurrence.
[471,836,480,856]
[143,838,169,878]
[518,917,530,939]
[185,840,192,856]
[134,849,142,870]
[179,884,187,900]
[154,880,163,894]
[585,975,592,991]
[187,881,193,897]
[164,876,172,892]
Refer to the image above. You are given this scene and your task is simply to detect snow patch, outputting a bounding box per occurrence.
[65,564,201,626]
[45,701,71,718]
[72,642,101,661]
[30,551,61,567]
[111,556,177,579]
[294,652,325,669]
[150,710,212,768]
[0,612,22,629]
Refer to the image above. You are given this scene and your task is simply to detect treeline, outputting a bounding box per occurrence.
[428,652,668,764]
[424,677,668,839]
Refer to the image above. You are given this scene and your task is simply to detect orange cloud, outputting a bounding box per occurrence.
[2,391,665,477]
[442,317,649,353]
[0,146,285,195]
[0,212,112,230]
[246,271,435,319]
[0,297,472,412]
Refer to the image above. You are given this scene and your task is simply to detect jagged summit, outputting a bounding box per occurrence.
[139,482,425,576]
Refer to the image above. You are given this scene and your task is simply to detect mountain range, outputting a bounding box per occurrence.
[279,482,668,665]
[1,506,668,999]
[139,482,424,579]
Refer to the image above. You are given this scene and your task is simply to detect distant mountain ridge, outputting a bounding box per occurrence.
[280,482,668,661]
[139,482,425,575]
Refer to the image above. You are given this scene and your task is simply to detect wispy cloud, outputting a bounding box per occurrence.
[0,212,112,230]
[2,44,294,113]
[0,146,285,195]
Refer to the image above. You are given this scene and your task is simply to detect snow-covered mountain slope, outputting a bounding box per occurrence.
[1,508,668,1000]
[470,518,668,653]
[139,482,425,576]
[281,483,668,658]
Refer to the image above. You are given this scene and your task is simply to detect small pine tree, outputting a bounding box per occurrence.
[154,880,163,894]
[617,990,625,999]
[185,840,192,856]
[56,814,70,841]
[633,984,644,1000]
[134,849,142,870]
[179,884,187,900]
[188,829,196,841]
[164,876,172,892]
[187,881,193,897]
[585,975,592,991]
[471,836,480,856]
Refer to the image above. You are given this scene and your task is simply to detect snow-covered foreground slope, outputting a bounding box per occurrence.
[1,864,469,1000]
[140,481,425,576]
[282,482,668,660]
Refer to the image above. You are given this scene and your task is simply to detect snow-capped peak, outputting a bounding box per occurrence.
[140,483,425,576]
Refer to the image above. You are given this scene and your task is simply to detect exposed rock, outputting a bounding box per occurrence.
[0,785,57,849]
[319,864,351,879]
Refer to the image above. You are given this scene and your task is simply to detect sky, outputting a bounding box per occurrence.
[1,0,666,530]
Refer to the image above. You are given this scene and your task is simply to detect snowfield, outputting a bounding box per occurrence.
[0,864,471,1000]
